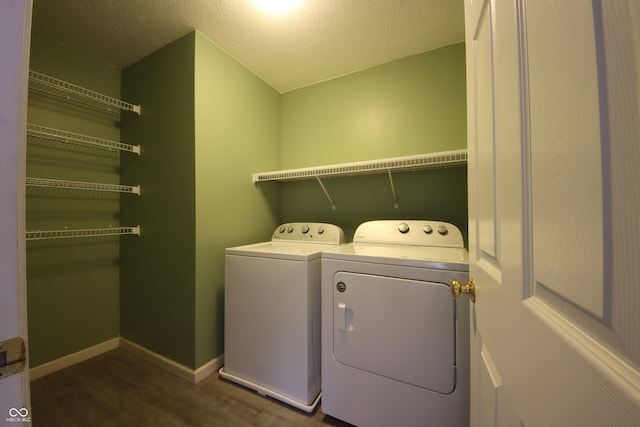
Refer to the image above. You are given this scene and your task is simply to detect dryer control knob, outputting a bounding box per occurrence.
[318,226,325,234]
[279,226,286,233]
[398,223,410,234]
[423,225,433,234]
[287,226,294,233]
[438,225,448,235]
[301,225,310,234]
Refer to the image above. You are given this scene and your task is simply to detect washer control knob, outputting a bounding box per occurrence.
[423,225,433,234]
[287,226,294,233]
[398,223,410,234]
[438,225,448,235]
[279,226,286,234]
[318,226,325,234]
[301,225,310,234]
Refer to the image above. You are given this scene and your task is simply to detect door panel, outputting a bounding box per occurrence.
[527,0,607,319]
[524,0,640,377]
[333,272,455,393]
[466,1,509,424]
[474,2,498,264]
[465,0,640,425]
[478,339,500,427]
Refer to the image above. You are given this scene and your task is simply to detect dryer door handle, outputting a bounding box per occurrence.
[337,303,354,332]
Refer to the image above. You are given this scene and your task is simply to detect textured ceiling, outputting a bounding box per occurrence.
[31,0,464,93]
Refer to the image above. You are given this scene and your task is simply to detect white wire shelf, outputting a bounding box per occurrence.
[253,149,467,210]
[27,123,140,154]
[26,226,141,241]
[26,177,140,195]
[28,70,141,115]
[252,149,467,183]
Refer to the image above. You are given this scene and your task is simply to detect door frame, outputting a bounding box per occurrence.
[0,0,32,418]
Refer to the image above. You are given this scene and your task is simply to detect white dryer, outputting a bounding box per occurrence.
[220,222,345,413]
[321,220,469,427]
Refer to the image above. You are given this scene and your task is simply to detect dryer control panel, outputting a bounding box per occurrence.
[353,220,464,248]
[271,222,345,244]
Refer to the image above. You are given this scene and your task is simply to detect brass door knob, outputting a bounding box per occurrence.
[451,278,476,303]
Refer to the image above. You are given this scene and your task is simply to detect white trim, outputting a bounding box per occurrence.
[29,337,119,381]
[195,353,225,384]
[118,338,193,382]
[28,337,224,384]
[119,338,223,384]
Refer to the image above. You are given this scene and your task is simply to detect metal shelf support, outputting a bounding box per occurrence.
[388,170,399,209]
[316,176,337,210]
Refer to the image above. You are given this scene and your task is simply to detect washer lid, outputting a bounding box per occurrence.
[322,243,469,272]
[226,241,339,261]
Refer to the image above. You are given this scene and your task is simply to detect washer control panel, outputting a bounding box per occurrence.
[271,222,345,244]
[354,220,464,248]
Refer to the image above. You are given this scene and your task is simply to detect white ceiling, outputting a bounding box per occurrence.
[31,0,464,93]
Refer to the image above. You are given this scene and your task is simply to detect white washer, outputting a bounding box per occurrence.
[220,222,345,413]
[321,220,469,427]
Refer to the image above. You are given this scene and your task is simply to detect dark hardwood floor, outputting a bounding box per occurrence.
[30,347,354,427]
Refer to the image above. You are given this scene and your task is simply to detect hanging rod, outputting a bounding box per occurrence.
[252,149,467,183]
[26,177,141,195]
[26,226,141,241]
[27,123,140,154]
[28,70,141,115]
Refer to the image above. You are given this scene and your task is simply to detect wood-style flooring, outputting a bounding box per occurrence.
[30,347,354,427]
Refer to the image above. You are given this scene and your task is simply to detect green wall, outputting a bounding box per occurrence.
[194,32,280,366]
[281,43,466,167]
[26,34,121,366]
[121,31,280,369]
[279,43,468,241]
[120,33,197,367]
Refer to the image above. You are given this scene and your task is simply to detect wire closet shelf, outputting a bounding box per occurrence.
[252,149,467,210]
[252,149,467,183]
[26,226,141,241]
[26,177,140,195]
[27,123,141,154]
[28,70,141,115]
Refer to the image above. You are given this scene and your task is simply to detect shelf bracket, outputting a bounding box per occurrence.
[388,169,399,209]
[315,176,336,210]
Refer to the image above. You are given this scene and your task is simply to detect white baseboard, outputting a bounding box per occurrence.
[118,338,223,384]
[195,352,225,383]
[29,337,224,384]
[29,337,120,381]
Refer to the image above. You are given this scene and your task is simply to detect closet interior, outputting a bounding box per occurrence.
[25,28,468,378]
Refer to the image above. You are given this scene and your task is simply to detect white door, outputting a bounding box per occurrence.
[0,0,32,422]
[465,0,640,425]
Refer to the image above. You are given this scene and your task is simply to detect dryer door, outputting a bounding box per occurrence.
[333,272,455,394]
